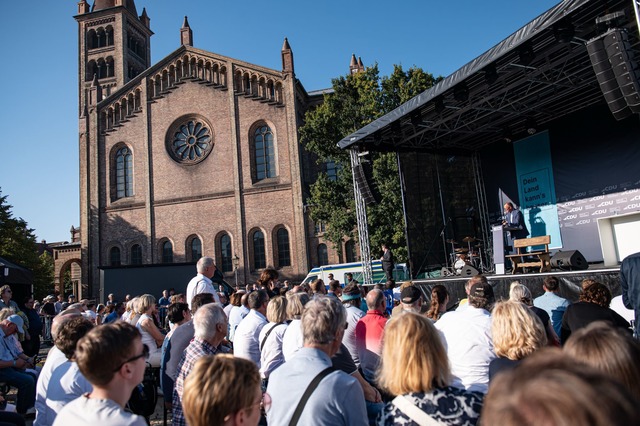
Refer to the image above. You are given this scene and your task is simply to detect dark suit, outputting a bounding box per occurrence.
[620,251,640,337]
[504,208,529,254]
[381,249,394,280]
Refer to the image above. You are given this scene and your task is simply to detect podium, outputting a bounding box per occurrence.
[492,225,505,274]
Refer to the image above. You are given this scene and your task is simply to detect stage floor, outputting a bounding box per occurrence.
[413,266,621,306]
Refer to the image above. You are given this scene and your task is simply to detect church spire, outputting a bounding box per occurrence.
[77,0,89,14]
[139,7,150,28]
[88,73,103,106]
[180,16,193,46]
[281,37,294,74]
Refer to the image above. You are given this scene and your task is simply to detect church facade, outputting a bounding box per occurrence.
[75,0,358,298]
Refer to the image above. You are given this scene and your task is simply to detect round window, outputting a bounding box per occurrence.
[166,116,214,164]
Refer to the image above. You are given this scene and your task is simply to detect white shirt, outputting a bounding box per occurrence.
[434,306,495,393]
[610,295,635,323]
[233,309,268,367]
[35,346,68,426]
[258,322,288,379]
[343,305,365,367]
[185,273,220,309]
[43,361,93,425]
[52,394,147,426]
[282,319,304,361]
[228,305,249,341]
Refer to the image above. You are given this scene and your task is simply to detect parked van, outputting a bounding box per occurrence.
[301,260,408,287]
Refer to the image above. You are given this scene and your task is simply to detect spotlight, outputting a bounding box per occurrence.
[484,64,498,85]
[525,117,537,135]
[454,83,469,102]
[502,127,513,143]
[518,43,535,66]
[554,20,575,43]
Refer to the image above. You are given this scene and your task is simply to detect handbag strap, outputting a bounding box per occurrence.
[288,366,335,426]
[391,395,444,426]
[260,323,284,352]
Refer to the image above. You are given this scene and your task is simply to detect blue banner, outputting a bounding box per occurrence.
[513,131,562,249]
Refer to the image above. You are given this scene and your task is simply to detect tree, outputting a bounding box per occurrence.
[0,188,54,299]
[300,64,440,262]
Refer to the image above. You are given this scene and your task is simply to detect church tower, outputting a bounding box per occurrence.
[75,0,153,114]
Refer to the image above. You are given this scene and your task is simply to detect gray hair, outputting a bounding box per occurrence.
[197,256,215,274]
[302,296,346,345]
[509,284,532,306]
[194,303,226,341]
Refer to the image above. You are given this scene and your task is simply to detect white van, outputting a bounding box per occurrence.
[301,260,408,287]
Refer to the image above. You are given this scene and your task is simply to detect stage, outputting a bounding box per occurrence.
[412,266,621,306]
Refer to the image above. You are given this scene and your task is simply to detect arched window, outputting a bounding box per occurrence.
[190,237,202,262]
[162,241,173,263]
[253,231,266,270]
[345,240,357,263]
[220,234,232,272]
[109,247,121,266]
[317,244,328,266]
[254,125,276,181]
[131,244,142,265]
[115,146,133,199]
[277,228,291,267]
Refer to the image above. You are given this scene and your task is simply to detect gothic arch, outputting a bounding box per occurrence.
[185,234,204,262]
[249,120,278,182]
[248,227,267,271]
[272,225,292,268]
[109,142,134,201]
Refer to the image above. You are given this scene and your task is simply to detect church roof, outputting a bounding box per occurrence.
[92,0,138,16]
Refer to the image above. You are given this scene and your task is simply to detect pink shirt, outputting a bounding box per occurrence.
[355,310,387,381]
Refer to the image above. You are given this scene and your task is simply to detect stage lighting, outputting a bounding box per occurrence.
[526,117,537,135]
[502,127,513,143]
[518,43,536,66]
[454,83,469,102]
[554,21,575,43]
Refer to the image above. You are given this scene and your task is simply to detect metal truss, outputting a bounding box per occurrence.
[350,148,373,285]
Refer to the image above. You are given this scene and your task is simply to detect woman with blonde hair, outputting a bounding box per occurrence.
[281,292,310,361]
[135,294,165,367]
[489,300,547,380]
[377,313,483,425]
[183,354,263,426]
[509,283,559,346]
[258,296,288,383]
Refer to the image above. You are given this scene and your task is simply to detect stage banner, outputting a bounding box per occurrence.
[513,131,562,249]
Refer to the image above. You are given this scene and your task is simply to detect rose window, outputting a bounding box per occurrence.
[167,118,213,164]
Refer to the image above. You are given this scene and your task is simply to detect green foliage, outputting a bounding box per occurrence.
[0,188,54,298]
[301,64,439,263]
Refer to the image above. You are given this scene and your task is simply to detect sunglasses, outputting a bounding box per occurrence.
[113,344,149,372]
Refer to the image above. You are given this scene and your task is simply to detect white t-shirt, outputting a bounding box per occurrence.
[185,274,220,309]
[44,361,93,425]
[52,394,147,426]
[35,346,68,426]
[282,319,304,361]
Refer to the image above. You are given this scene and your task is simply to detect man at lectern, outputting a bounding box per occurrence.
[502,202,529,254]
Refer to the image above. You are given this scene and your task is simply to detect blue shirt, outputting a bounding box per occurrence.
[266,347,367,426]
[533,292,570,336]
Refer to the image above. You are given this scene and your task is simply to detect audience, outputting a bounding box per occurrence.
[52,322,147,425]
[397,286,423,315]
[434,281,495,393]
[533,276,569,336]
[42,317,94,424]
[426,284,448,321]
[282,292,310,360]
[234,290,269,367]
[482,348,640,426]
[560,281,630,343]
[266,296,367,425]
[355,289,388,384]
[160,302,191,411]
[0,315,36,416]
[377,312,483,425]
[182,355,262,426]
[341,283,365,367]
[563,321,640,400]
[489,300,547,380]
[135,294,165,367]
[509,283,559,346]
[228,292,249,342]
[258,296,288,383]
[172,303,227,426]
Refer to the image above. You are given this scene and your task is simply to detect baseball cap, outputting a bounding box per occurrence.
[7,314,24,334]
[400,286,421,304]
[469,282,494,300]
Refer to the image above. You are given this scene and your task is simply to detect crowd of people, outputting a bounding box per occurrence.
[0,253,638,425]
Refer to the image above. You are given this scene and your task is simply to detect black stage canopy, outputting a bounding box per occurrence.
[338,0,640,153]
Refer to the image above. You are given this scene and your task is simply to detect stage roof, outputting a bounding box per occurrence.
[338,0,640,153]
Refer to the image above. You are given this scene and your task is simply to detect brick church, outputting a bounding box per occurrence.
[74,0,362,298]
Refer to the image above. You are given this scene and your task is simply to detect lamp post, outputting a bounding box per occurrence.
[232,254,240,289]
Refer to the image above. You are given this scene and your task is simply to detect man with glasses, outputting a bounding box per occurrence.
[52,322,148,425]
[0,315,36,416]
[186,257,221,310]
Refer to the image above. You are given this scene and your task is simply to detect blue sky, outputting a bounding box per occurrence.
[0,0,559,243]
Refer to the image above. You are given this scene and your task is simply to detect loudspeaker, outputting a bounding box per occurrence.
[604,29,640,113]
[352,164,376,205]
[587,35,632,120]
[551,250,588,271]
[461,264,480,277]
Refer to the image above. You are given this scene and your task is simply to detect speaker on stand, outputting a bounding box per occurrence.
[461,264,480,277]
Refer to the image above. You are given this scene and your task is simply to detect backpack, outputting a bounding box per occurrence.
[127,366,158,417]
